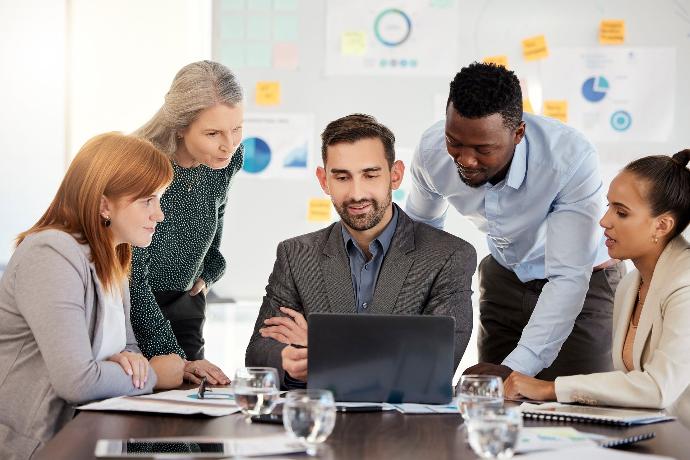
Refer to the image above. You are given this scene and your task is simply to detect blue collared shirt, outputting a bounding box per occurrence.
[341,206,398,313]
[405,113,609,376]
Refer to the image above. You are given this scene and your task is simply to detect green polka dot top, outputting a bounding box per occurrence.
[129,145,244,359]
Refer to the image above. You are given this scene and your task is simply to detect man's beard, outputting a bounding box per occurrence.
[335,189,392,231]
[457,166,488,188]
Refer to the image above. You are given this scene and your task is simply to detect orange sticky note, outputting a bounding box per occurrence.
[522,35,549,61]
[255,81,281,106]
[483,55,508,68]
[543,100,568,123]
[599,19,625,45]
[522,99,534,114]
[307,198,332,222]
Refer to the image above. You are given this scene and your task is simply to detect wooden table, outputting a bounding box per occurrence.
[36,404,688,459]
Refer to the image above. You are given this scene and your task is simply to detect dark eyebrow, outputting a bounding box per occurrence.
[330,167,383,175]
[610,201,631,210]
[444,133,494,148]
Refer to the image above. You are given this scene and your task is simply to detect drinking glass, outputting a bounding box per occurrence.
[456,374,504,421]
[231,367,280,418]
[466,405,522,459]
[282,389,337,456]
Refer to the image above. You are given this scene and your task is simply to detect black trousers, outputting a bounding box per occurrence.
[477,255,625,380]
[153,290,206,361]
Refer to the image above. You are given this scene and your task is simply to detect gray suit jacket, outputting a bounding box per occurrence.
[0,230,157,460]
[245,206,476,382]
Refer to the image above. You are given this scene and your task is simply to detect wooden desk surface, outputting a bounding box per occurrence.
[36,405,689,459]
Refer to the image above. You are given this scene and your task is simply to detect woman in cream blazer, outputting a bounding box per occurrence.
[505,151,690,414]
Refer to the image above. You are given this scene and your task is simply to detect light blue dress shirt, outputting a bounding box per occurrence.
[341,206,398,313]
[406,112,609,376]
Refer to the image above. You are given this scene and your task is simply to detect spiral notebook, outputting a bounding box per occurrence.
[519,402,675,426]
[516,427,655,453]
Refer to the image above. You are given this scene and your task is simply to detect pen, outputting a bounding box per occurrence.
[290,343,307,349]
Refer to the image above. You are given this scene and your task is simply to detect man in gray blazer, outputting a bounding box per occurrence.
[245,114,476,388]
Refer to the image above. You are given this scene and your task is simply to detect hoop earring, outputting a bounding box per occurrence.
[103,216,111,228]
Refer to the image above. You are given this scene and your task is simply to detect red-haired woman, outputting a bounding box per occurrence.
[0,133,184,459]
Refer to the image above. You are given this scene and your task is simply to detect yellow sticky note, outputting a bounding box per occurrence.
[255,81,280,106]
[599,19,625,45]
[522,35,549,61]
[543,100,568,123]
[341,31,367,56]
[522,99,534,114]
[307,198,332,222]
[483,55,508,68]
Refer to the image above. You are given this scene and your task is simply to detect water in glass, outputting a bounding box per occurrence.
[283,389,336,456]
[467,406,522,459]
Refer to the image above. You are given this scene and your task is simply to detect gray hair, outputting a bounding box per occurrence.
[134,60,243,155]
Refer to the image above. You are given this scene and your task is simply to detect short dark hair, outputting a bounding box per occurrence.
[624,149,690,239]
[321,114,395,167]
[448,62,523,130]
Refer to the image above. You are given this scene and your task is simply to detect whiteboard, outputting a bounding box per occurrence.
[215,0,690,299]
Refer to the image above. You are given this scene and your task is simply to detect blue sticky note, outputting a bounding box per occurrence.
[245,43,272,67]
[273,15,298,41]
[220,14,244,40]
[273,0,298,11]
[246,15,271,40]
[220,0,245,11]
[220,44,245,68]
[247,0,271,11]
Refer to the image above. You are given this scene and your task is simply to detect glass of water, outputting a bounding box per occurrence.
[231,367,280,419]
[466,405,522,459]
[456,375,504,421]
[282,389,336,456]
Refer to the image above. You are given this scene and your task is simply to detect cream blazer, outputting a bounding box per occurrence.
[555,236,690,413]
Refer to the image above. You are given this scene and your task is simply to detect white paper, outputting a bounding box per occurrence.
[336,402,396,411]
[78,392,241,417]
[538,47,675,143]
[392,402,459,414]
[134,388,237,406]
[519,445,673,460]
[325,0,459,76]
[239,113,315,179]
[516,427,597,453]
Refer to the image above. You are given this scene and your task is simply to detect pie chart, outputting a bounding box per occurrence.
[241,137,271,174]
[581,76,609,103]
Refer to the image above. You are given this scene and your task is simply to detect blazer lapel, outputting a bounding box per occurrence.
[371,209,415,314]
[321,222,357,313]
[612,273,639,370]
[633,240,678,369]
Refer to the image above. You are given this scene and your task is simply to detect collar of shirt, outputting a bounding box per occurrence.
[505,136,528,190]
[341,205,398,261]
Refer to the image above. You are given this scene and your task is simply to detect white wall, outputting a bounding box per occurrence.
[67,0,213,154]
[0,1,66,264]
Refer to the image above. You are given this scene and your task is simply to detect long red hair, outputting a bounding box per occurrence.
[16,132,173,291]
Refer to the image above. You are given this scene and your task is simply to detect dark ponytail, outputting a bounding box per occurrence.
[624,150,690,239]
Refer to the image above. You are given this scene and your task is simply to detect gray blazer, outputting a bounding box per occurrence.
[245,207,476,381]
[0,230,157,460]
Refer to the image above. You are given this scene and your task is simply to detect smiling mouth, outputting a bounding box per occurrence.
[347,202,372,214]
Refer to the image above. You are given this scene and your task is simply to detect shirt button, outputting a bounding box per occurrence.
[362,302,368,309]
[364,264,369,270]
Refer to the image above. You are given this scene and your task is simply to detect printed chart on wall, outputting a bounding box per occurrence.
[325,0,459,76]
[240,113,314,179]
[539,47,675,142]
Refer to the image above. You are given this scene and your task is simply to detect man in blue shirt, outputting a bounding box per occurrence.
[406,62,625,380]
[246,114,476,389]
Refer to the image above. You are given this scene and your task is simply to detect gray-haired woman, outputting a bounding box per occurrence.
[131,60,244,384]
